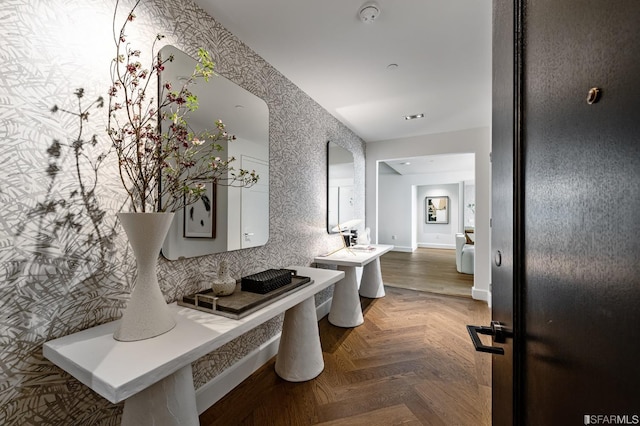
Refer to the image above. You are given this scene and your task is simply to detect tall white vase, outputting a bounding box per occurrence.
[114,212,177,342]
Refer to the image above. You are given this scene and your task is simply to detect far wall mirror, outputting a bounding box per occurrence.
[327,141,356,234]
[159,45,269,260]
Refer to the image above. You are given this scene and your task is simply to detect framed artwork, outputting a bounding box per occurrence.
[426,196,449,224]
[184,181,216,238]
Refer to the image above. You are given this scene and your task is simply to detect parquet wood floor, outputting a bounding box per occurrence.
[200,276,491,425]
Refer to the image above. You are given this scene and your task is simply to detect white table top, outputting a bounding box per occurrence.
[314,244,394,268]
[42,266,344,404]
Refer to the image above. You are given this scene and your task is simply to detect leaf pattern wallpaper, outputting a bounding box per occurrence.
[0,0,365,424]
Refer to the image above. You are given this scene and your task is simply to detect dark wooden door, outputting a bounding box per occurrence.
[490,1,640,424]
[521,1,640,423]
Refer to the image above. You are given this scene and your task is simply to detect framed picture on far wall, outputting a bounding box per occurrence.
[184,181,216,238]
[426,196,449,224]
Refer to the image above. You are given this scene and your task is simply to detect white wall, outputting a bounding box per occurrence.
[416,183,459,249]
[378,177,467,251]
[377,173,413,251]
[366,127,491,304]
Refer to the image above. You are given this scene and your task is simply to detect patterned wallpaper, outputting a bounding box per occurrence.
[0,0,365,424]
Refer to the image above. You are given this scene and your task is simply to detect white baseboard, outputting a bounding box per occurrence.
[315,296,332,320]
[418,243,456,250]
[472,286,490,305]
[195,297,333,414]
[391,246,414,252]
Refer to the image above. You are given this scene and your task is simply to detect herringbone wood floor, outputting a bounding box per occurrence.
[200,256,491,426]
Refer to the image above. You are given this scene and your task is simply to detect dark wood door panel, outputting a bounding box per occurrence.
[523,1,640,424]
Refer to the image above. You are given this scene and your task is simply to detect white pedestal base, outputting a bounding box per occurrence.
[122,364,198,426]
[275,296,324,381]
[359,257,386,298]
[328,266,364,328]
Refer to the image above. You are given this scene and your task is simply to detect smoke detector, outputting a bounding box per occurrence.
[359,2,381,23]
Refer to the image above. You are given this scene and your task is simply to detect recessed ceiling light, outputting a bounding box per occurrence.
[401,162,411,165]
[387,63,398,70]
[404,113,424,120]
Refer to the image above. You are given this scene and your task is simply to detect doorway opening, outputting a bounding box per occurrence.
[376,153,476,298]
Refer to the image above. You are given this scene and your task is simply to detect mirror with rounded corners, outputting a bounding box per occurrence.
[159,45,269,260]
[327,141,356,234]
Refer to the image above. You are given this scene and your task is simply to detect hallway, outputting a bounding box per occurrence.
[201,285,491,425]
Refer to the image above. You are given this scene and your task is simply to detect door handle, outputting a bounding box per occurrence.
[466,321,512,355]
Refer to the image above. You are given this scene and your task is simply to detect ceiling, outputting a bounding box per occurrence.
[192,0,492,145]
[381,153,475,176]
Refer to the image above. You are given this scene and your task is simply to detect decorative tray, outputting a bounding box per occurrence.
[178,274,312,320]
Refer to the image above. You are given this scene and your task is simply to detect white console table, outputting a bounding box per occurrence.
[43,266,344,426]
[314,244,393,327]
